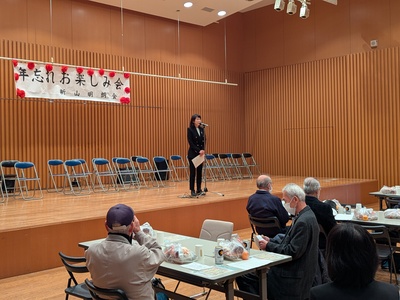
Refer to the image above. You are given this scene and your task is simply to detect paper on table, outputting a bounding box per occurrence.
[180,262,214,271]
[192,155,205,168]
[227,257,273,270]
[335,213,354,221]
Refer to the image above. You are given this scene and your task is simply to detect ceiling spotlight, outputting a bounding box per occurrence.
[218,10,226,17]
[299,2,310,19]
[183,2,193,8]
[286,0,297,15]
[274,0,285,12]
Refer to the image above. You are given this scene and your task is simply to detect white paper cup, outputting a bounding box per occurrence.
[356,203,362,210]
[195,244,203,258]
[157,231,164,245]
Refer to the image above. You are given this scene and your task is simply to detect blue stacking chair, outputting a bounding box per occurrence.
[63,159,92,195]
[47,159,66,193]
[91,158,119,193]
[14,161,43,200]
[169,155,189,182]
[112,157,140,191]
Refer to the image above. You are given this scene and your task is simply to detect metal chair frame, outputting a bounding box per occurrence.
[112,157,139,191]
[218,153,240,180]
[248,214,281,248]
[84,278,128,300]
[203,154,225,181]
[63,159,92,195]
[230,153,251,179]
[59,252,91,300]
[0,160,20,200]
[133,156,159,188]
[242,153,261,178]
[153,156,174,187]
[14,161,43,200]
[169,155,189,182]
[91,158,119,193]
[47,159,66,193]
[361,225,398,285]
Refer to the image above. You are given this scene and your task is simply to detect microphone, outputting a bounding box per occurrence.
[200,123,209,127]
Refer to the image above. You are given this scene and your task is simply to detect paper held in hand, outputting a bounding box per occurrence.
[192,155,205,168]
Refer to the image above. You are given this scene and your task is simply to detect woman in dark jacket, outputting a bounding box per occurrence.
[187,114,205,197]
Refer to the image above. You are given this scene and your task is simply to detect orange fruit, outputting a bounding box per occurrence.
[241,250,249,260]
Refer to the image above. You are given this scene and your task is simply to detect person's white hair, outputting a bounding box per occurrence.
[303,177,320,195]
[283,183,305,202]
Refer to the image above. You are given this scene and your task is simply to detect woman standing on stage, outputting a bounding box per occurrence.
[187,114,205,197]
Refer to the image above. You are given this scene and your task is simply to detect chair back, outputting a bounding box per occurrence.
[59,252,91,300]
[199,219,233,241]
[85,278,129,300]
[248,214,281,247]
[361,225,398,284]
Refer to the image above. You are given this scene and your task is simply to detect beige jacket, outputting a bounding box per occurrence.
[85,231,165,300]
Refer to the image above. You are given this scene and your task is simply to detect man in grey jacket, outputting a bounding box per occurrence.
[237,183,319,300]
[85,203,165,300]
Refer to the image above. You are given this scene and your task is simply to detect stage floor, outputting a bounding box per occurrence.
[0,176,378,233]
[0,176,378,279]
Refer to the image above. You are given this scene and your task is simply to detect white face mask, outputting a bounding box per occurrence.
[284,199,296,216]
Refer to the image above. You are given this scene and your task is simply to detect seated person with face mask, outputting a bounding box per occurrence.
[237,183,319,300]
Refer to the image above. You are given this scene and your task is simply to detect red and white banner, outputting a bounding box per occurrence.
[13,61,131,104]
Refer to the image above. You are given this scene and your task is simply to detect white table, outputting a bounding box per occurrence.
[336,210,400,228]
[369,192,400,211]
[79,231,292,300]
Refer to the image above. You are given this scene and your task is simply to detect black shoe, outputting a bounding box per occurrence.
[197,190,205,196]
[191,190,197,197]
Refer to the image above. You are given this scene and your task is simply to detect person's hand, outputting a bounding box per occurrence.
[131,216,141,233]
[200,150,205,156]
[258,235,270,250]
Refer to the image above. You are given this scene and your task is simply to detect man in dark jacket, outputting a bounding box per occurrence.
[303,177,337,252]
[237,183,319,300]
[246,175,289,237]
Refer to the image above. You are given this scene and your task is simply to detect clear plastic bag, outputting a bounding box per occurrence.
[220,239,248,260]
[354,207,378,221]
[384,209,400,219]
[140,222,156,237]
[163,243,197,264]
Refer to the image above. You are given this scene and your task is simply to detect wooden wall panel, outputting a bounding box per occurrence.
[242,0,400,72]
[0,39,244,189]
[244,47,400,188]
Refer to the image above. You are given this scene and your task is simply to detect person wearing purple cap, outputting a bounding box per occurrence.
[85,204,165,300]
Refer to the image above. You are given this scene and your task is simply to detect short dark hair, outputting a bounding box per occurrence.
[326,223,378,288]
[189,114,201,127]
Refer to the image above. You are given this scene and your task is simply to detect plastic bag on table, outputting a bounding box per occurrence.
[163,243,197,264]
[354,207,378,221]
[384,209,400,219]
[380,185,396,194]
[220,239,249,260]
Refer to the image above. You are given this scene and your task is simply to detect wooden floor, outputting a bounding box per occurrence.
[0,176,378,282]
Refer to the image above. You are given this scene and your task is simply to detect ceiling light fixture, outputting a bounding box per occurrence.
[274,0,337,19]
[183,2,193,8]
[274,0,285,11]
[299,0,310,19]
[218,10,227,17]
[286,0,297,15]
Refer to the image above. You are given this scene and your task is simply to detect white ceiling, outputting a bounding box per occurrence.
[87,0,275,27]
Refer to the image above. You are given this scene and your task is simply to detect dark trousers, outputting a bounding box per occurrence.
[189,160,203,192]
